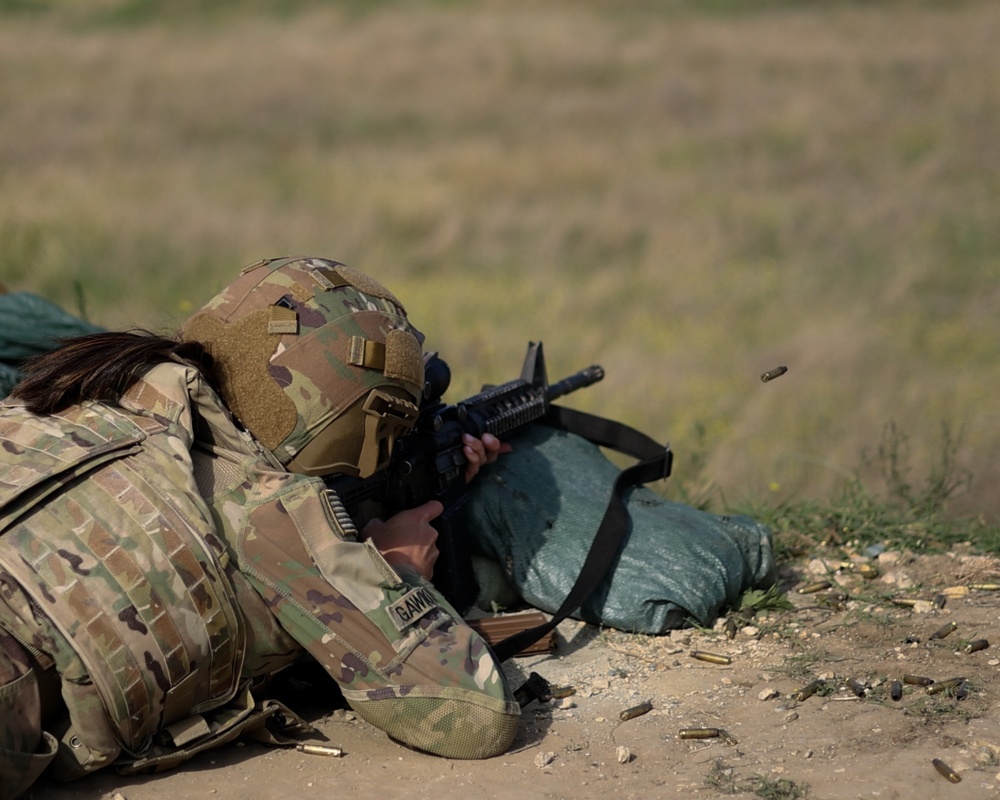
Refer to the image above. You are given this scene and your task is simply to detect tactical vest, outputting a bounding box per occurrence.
[0,364,279,776]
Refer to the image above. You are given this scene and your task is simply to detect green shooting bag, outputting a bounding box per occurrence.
[463,421,776,641]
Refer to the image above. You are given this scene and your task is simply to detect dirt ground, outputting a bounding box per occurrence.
[28,548,1000,800]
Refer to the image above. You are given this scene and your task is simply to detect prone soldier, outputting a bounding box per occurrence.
[0,257,518,796]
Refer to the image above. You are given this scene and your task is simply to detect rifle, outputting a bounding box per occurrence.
[327,341,604,613]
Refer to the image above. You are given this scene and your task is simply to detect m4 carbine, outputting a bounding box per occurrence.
[328,341,604,613]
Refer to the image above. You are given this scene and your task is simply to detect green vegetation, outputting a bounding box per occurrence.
[2,1,999,533]
[706,760,811,799]
[741,422,1000,559]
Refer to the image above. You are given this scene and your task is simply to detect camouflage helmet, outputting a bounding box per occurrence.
[181,256,424,478]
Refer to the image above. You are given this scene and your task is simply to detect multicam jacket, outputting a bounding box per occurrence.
[0,361,518,779]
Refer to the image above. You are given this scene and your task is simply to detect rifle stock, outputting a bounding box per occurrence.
[327,341,603,613]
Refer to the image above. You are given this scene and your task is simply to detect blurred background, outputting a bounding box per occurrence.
[2,0,998,520]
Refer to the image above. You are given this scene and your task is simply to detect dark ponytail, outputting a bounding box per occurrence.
[10,331,216,415]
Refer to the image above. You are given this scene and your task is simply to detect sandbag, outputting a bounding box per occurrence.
[0,291,103,396]
[462,424,776,633]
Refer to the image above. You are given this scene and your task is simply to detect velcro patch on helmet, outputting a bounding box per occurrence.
[182,310,298,452]
[311,266,351,290]
[333,264,406,313]
[268,306,299,335]
[383,328,424,391]
[383,328,424,393]
[345,330,422,397]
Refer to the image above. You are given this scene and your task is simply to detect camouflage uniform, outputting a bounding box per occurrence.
[0,258,519,796]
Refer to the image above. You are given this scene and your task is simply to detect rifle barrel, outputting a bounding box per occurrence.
[546,365,604,402]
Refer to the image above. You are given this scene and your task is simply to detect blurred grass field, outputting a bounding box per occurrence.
[2,0,998,523]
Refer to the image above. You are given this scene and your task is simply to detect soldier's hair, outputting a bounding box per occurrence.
[11,331,217,415]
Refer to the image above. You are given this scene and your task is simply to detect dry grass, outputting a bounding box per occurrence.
[2,0,998,519]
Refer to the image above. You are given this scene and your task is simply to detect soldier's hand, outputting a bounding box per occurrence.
[462,432,512,483]
[363,500,443,581]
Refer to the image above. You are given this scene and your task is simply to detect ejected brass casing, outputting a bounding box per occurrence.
[932,758,962,783]
[926,677,967,696]
[760,366,788,383]
[791,679,825,701]
[677,728,738,745]
[619,701,653,721]
[857,563,879,579]
[550,686,576,699]
[690,650,732,665]
[889,680,903,701]
[296,743,344,757]
[845,678,867,698]
[678,728,721,740]
[797,581,832,594]
[902,674,934,686]
[963,639,989,654]
[929,621,957,640]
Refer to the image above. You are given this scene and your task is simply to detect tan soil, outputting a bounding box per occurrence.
[30,549,1000,800]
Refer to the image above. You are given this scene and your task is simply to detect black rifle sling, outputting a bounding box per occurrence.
[491,405,672,662]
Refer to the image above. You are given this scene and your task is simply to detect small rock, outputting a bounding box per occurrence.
[534,751,555,768]
[807,558,833,576]
[759,688,781,701]
[616,745,632,764]
[668,630,692,645]
[879,571,914,588]
[783,711,799,723]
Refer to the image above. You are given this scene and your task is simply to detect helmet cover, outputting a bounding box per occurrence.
[181,256,424,477]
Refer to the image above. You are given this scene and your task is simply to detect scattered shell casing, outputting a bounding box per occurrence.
[798,581,832,595]
[891,598,920,608]
[845,678,867,698]
[931,758,962,784]
[954,681,970,700]
[296,743,344,758]
[690,650,732,665]
[962,639,989,654]
[760,365,788,383]
[902,674,935,686]
[619,700,653,721]
[929,621,957,640]
[550,686,576,699]
[791,679,825,702]
[926,677,967,696]
[678,728,721,740]
[970,583,1000,591]
[933,594,947,609]
[889,680,903,701]
[857,563,879,579]
[725,616,739,639]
